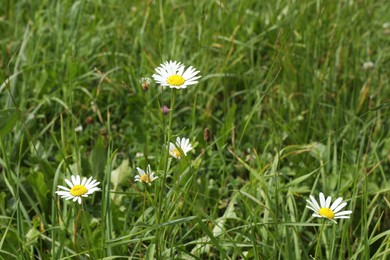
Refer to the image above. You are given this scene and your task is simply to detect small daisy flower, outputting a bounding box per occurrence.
[362,61,374,70]
[55,175,100,204]
[140,77,152,90]
[152,60,201,89]
[135,164,158,184]
[306,192,352,223]
[169,137,193,159]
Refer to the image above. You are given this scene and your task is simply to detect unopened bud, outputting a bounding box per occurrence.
[204,128,211,143]
[161,105,170,115]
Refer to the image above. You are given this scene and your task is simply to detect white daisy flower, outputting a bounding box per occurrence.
[140,77,152,90]
[306,192,352,223]
[362,61,374,70]
[55,175,100,204]
[135,164,158,184]
[169,137,193,159]
[152,60,201,89]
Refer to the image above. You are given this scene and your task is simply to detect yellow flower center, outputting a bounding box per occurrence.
[140,174,151,183]
[318,208,335,219]
[70,185,88,196]
[167,75,185,86]
[172,148,182,158]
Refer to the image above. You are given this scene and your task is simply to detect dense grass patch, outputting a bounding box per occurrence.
[1,0,389,259]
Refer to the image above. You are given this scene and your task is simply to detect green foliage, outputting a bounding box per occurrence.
[0,0,389,259]
[0,108,19,138]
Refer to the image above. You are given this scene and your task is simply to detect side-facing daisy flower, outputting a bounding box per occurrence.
[140,77,152,90]
[306,192,352,223]
[169,137,193,159]
[135,164,158,184]
[152,60,201,89]
[56,175,100,204]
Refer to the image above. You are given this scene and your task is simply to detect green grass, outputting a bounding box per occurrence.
[1,0,390,259]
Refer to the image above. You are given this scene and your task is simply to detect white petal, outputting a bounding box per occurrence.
[136,167,145,175]
[330,197,343,211]
[334,210,352,216]
[71,175,77,185]
[319,193,326,208]
[64,178,73,188]
[306,199,319,211]
[82,177,88,186]
[90,181,100,189]
[306,205,317,213]
[76,175,81,185]
[334,216,351,219]
[177,66,185,76]
[333,202,347,213]
[84,176,93,187]
[56,191,70,196]
[325,196,332,208]
[309,195,320,211]
[57,185,70,191]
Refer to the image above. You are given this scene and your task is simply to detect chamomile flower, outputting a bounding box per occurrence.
[306,192,352,223]
[55,175,100,204]
[152,60,201,89]
[135,164,158,184]
[169,137,193,159]
[140,77,152,90]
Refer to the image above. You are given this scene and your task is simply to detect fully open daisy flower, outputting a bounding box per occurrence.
[135,164,158,184]
[152,60,201,89]
[169,137,193,159]
[56,175,100,204]
[306,192,352,223]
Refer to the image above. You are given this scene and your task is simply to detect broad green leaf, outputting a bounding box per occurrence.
[26,172,48,212]
[90,136,106,179]
[0,191,6,214]
[110,159,130,205]
[0,108,19,137]
[110,159,130,191]
[25,227,40,246]
[217,102,237,147]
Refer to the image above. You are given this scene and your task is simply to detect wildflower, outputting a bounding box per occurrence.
[152,60,201,89]
[135,164,158,184]
[362,61,374,70]
[140,77,152,90]
[74,125,83,132]
[161,105,170,114]
[169,137,193,159]
[203,128,211,143]
[55,175,100,204]
[84,116,94,125]
[306,192,352,223]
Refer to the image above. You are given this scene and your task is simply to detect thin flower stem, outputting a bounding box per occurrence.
[156,89,176,258]
[314,220,326,259]
[139,190,147,258]
[74,205,82,260]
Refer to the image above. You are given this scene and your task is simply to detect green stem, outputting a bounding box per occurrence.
[314,220,326,259]
[156,89,176,258]
[74,205,82,259]
[139,189,147,257]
